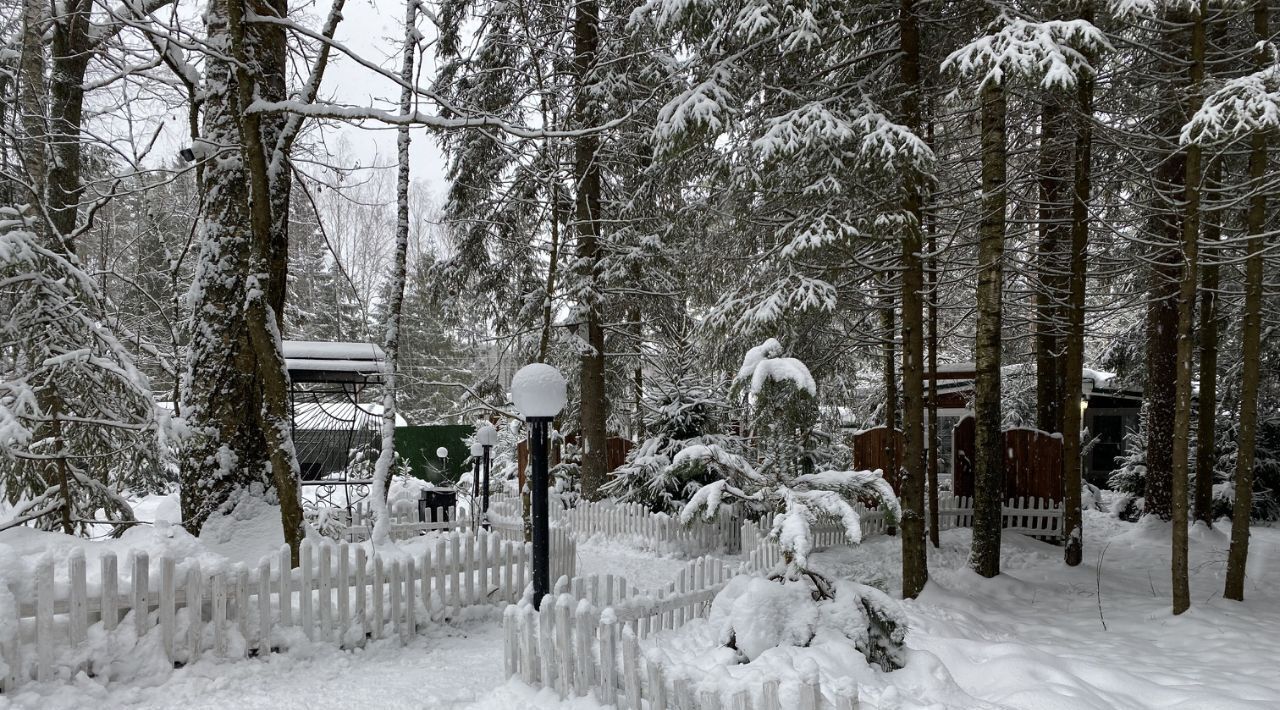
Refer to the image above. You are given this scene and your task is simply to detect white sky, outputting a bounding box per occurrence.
[113,0,451,204]
[320,0,449,199]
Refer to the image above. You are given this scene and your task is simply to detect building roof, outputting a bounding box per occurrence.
[282,340,388,383]
[923,363,1142,399]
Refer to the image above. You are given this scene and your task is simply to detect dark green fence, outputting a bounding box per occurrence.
[394,424,474,484]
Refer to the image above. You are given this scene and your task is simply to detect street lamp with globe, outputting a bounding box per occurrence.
[510,363,566,608]
[435,446,449,481]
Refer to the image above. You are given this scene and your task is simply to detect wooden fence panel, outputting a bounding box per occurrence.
[951,418,1065,503]
[850,426,905,494]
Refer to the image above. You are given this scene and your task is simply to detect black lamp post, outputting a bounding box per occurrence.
[469,442,484,529]
[510,363,566,610]
[477,424,498,521]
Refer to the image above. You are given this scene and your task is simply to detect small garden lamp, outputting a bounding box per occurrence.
[477,424,498,516]
[470,442,485,527]
[436,446,449,481]
[510,363,566,609]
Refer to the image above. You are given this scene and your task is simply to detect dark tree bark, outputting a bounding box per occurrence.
[179,0,325,563]
[1169,0,1206,616]
[1035,97,1071,434]
[1142,10,1191,524]
[573,0,608,500]
[927,123,941,550]
[1224,0,1268,603]
[1061,1,1096,568]
[1194,158,1221,527]
[899,0,927,599]
[970,77,1006,579]
[45,0,92,242]
[16,0,46,204]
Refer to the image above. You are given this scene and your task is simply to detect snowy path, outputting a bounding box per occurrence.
[573,539,694,592]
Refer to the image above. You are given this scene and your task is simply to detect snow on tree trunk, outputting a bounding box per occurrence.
[1062,2,1096,569]
[1170,3,1206,616]
[180,0,304,563]
[371,0,417,546]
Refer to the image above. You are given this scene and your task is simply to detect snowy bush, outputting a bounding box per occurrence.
[680,342,899,570]
[1213,414,1280,523]
[604,345,733,513]
[709,574,907,671]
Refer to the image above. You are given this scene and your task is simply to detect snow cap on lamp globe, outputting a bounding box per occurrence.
[477,423,498,446]
[470,442,484,457]
[511,363,567,419]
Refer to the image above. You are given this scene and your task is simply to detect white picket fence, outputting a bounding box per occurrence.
[740,503,891,555]
[935,496,1063,538]
[503,548,859,710]
[0,527,577,691]
[340,503,479,541]
[552,499,742,556]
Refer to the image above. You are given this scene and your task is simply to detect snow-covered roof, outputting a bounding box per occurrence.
[282,340,387,382]
[282,340,386,366]
[925,363,1124,392]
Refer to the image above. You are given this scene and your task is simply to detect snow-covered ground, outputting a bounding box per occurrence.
[4,501,1279,709]
[649,510,1280,710]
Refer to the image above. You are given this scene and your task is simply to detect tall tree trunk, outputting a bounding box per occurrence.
[1035,98,1070,434]
[1194,158,1221,527]
[899,0,927,598]
[970,78,1006,579]
[1143,11,1191,524]
[226,0,304,564]
[927,117,941,550]
[181,0,304,563]
[17,0,47,207]
[1169,1,1206,616]
[1224,0,1268,603]
[1062,1,1095,568]
[179,0,274,537]
[371,0,417,547]
[538,181,561,363]
[881,281,898,486]
[45,0,92,243]
[573,0,607,500]
[252,0,292,325]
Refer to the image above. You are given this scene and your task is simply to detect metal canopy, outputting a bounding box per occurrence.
[282,340,388,384]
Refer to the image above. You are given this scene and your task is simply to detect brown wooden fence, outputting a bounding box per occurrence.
[951,416,1064,502]
[517,435,634,486]
[850,426,905,494]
